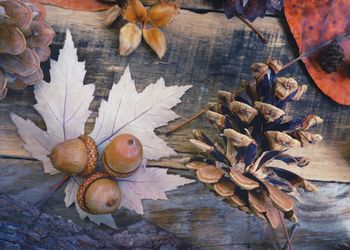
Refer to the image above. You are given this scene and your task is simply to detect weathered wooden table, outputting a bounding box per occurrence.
[1,2,350,249]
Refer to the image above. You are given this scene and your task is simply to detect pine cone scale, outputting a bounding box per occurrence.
[0,0,54,100]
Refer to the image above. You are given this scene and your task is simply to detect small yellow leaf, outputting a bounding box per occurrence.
[122,0,147,23]
[119,23,142,56]
[147,3,178,28]
[143,25,166,59]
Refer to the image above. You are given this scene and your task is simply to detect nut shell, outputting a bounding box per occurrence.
[77,172,121,214]
[102,134,143,178]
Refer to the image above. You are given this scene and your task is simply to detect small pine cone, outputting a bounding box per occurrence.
[318,41,345,74]
[0,0,55,100]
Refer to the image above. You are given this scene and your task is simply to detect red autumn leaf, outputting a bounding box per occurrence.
[285,0,350,105]
[32,0,113,11]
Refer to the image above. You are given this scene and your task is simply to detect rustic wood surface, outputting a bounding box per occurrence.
[0,3,350,249]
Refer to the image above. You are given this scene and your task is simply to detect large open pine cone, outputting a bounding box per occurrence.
[0,0,55,100]
[187,59,323,229]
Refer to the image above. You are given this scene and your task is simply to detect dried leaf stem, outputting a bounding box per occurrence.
[165,107,209,135]
[35,175,70,208]
[237,15,267,44]
[280,32,350,72]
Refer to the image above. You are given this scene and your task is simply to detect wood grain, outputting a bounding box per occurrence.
[1,6,349,181]
[0,4,350,249]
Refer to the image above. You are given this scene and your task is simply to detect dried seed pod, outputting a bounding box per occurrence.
[147,2,178,28]
[102,133,143,178]
[104,4,121,26]
[77,172,121,214]
[119,23,142,56]
[122,0,147,23]
[50,135,98,176]
[143,25,166,59]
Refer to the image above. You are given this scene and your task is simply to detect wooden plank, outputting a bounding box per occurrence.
[1,158,349,249]
[0,6,349,182]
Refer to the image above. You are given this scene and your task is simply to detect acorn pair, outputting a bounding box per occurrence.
[49,134,143,214]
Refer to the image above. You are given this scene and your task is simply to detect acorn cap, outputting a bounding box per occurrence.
[78,135,98,176]
[196,165,224,184]
[77,172,121,214]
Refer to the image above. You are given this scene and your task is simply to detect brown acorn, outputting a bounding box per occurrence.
[49,135,98,176]
[77,172,121,214]
[102,133,143,178]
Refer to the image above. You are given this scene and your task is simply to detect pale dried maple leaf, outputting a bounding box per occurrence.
[90,66,192,159]
[11,29,95,175]
[118,160,195,214]
[11,29,193,228]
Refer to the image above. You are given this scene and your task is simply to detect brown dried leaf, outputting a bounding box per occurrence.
[147,2,178,28]
[123,0,147,23]
[142,25,166,59]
